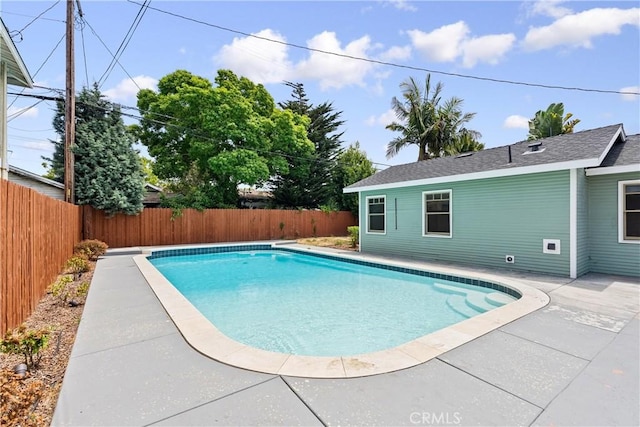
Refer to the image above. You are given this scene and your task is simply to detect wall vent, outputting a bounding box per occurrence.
[543,239,561,254]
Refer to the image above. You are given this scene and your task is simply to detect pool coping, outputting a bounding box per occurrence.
[133,243,550,378]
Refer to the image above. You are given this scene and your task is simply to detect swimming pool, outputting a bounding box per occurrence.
[134,243,549,377]
[149,248,517,357]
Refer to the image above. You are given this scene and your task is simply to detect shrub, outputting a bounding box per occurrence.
[73,239,108,261]
[1,369,45,426]
[1,325,50,369]
[49,275,74,305]
[64,256,90,276]
[347,226,359,248]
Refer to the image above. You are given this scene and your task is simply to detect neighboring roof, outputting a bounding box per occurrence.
[0,18,33,88]
[8,165,64,188]
[345,124,626,193]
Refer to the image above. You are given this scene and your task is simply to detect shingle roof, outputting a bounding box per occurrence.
[345,124,626,192]
[598,134,639,167]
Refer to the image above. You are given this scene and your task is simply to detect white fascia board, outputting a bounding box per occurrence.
[343,158,601,194]
[585,164,640,176]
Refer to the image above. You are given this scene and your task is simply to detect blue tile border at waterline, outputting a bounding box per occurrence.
[147,245,521,299]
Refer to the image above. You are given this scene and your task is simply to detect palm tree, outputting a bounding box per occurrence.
[385,74,478,161]
[527,103,580,140]
[444,128,485,156]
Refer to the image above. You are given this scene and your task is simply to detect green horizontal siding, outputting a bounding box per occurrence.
[588,172,640,277]
[360,170,570,276]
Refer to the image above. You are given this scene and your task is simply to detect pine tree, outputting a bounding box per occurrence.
[273,82,345,208]
[43,84,145,215]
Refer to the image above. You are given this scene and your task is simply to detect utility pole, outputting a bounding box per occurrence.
[64,0,75,203]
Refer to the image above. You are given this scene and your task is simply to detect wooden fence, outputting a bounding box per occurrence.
[83,206,356,248]
[1,180,82,333]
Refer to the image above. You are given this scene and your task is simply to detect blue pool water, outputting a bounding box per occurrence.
[150,249,516,356]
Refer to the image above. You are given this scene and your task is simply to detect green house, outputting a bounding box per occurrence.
[344,124,639,278]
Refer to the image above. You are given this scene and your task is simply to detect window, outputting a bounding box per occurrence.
[423,190,451,237]
[620,180,640,243]
[367,196,385,233]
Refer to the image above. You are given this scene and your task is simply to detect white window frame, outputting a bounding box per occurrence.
[366,195,386,235]
[422,189,452,238]
[618,179,640,244]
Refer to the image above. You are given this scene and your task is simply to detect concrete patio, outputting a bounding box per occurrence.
[52,244,639,426]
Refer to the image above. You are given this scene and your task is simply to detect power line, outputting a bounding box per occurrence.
[83,17,141,91]
[8,91,351,167]
[1,10,66,24]
[127,0,639,97]
[98,0,150,87]
[8,0,61,41]
[78,17,90,87]
[7,32,66,110]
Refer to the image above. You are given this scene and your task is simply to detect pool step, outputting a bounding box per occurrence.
[486,292,517,306]
[433,282,473,296]
[446,295,482,318]
[465,291,495,313]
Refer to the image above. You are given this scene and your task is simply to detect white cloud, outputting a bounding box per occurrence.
[379,45,412,62]
[523,7,640,51]
[408,22,469,63]
[104,75,158,102]
[215,29,292,84]
[461,34,516,68]
[7,106,39,119]
[179,47,187,55]
[408,22,515,68]
[295,32,375,90]
[366,109,397,127]
[528,0,572,19]
[21,140,53,153]
[503,115,530,129]
[620,86,640,102]
[215,29,409,91]
[387,0,417,12]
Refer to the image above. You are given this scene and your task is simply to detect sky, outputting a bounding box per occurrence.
[2,0,639,176]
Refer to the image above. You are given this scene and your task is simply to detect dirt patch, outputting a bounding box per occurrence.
[1,267,94,426]
[296,236,357,251]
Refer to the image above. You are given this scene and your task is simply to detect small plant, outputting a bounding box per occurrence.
[50,275,74,306]
[75,282,90,299]
[73,239,108,261]
[279,221,285,238]
[311,218,317,237]
[347,226,359,248]
[1,369,45,426]
[1,325,50,369]
[64,256,90,277]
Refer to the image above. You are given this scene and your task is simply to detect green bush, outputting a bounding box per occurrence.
[1,325,50,369]
[73,239,108,261]
[347,226,359,248]
[64,256,90,275]
[49,275,74,305]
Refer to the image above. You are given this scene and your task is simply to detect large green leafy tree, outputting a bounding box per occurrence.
[43,84,145,215]
[272,82,345,208]
[332,142,376,215]
[134,70,312,209]
[527,103,580,140]
[386,74,479,161]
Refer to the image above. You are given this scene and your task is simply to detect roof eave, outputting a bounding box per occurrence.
[1,19,34,88]
[343,158,602,193]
